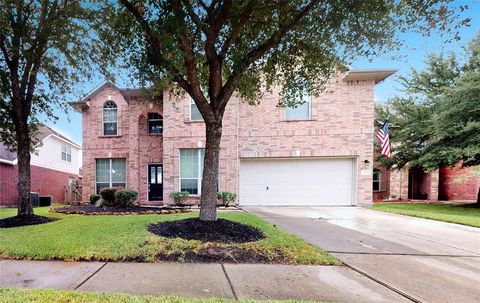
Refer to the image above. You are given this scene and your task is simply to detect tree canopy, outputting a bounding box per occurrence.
[0,0,111,215]
[110,0,469,108]
[108,0,469,220]
[0,0,109,149]
[376,32,480,171]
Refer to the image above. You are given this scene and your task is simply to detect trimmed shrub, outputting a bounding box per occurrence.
[170,191,190,205]
[90,194,101,205]
[99,187,121,207]
[115,189,138,208]
[217,191,237,207]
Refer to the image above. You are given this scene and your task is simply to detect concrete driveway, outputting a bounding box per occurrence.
[244,206,480,303]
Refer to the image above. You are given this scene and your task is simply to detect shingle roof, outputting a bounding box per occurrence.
[0,125,79,162]
[37,125,78,146]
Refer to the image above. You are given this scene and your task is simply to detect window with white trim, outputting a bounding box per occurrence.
[373,169,382,192]
[95,158,126,193]
[190,98,203,121]
[61,144,71,162]
[180,149,204,195]
[285,93,311,120]
[103,101,118,136]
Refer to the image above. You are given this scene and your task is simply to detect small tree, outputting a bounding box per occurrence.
[110,0,468,220]
[376,33,480,206]
[0,1,109,216]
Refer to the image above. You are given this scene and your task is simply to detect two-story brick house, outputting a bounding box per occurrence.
[71,69,395,206]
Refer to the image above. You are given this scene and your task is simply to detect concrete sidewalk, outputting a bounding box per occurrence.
[0,260,409,302]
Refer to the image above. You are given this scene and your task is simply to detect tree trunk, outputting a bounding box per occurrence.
[476,186,480,208]
[199,121,222,221]
[16,126,33,216]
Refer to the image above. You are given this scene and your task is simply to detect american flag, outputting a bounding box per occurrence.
[376,120,391,157]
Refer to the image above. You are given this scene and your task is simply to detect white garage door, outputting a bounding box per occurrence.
[239,158,355,206]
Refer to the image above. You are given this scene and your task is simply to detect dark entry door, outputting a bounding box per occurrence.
[148,164,163,201]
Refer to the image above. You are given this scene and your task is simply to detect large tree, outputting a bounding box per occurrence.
[376,33,480,205]
[110,0,468,220]
[0,1,109,216]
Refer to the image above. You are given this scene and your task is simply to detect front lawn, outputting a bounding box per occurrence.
[372,203,480,228]
[0,288,324,303]
[0,207,339,265]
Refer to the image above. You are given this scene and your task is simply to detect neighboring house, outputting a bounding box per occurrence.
[71,69,395,206]
[373,165,480,202]
[0,126,82,206]
[372,131,480,202]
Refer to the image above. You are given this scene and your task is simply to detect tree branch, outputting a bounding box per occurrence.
[177,18,211,118]
[218,0,320,112]
[118,0,191,92]
[219,1,254,59]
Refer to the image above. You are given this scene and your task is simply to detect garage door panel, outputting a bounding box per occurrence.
[239,158,354,206]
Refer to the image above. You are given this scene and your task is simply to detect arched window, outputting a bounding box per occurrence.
[148,113,163,134]
[103,101,117,136]
[373,168,382,192]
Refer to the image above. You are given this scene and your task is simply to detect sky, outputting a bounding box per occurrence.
[45,1,480,146]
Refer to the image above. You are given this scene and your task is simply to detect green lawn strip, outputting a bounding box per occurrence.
[0,207,339,265]
[372,203,480,228]
[0,288,326,303]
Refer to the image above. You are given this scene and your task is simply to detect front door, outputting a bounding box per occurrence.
[148,164,163,201]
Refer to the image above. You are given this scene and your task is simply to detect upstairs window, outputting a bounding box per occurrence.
[61,144,72,162]
[286,94,311,120]
[373,169,382,192]
[148,113,163,134]
[190,98,203,121]
[103,101,117,136]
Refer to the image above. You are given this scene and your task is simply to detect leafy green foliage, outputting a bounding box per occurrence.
[108,1,468,107]
[169,191,190,205]
[217,191,237,207]
[99,187,122,206]
[114,189,139,207]
[0,207,339,265]
[89,194,101,205]
[376,33,480,171]
[0,0,111,149]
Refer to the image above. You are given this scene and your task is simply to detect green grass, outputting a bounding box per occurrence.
[0,288,325,303]
[372,203,480,228]
[0,207,339,265]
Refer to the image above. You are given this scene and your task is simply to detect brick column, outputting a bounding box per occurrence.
[429,169,439,201]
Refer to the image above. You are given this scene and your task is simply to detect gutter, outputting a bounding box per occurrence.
[0,158,17,165]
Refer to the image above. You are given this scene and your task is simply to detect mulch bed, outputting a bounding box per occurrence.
[457,203,480,209]
[148,218,265,243]
[0,215,59,228]
[156,247,286,263]
[51,204,190,215]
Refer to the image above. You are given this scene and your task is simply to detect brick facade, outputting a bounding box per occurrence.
[379,165,478,202]
[0,163,18,206]
[30,165,79,204]
[80,87,163,204]
[77,75,378,206]
[0,164,78,206]
[439,166,480,201]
